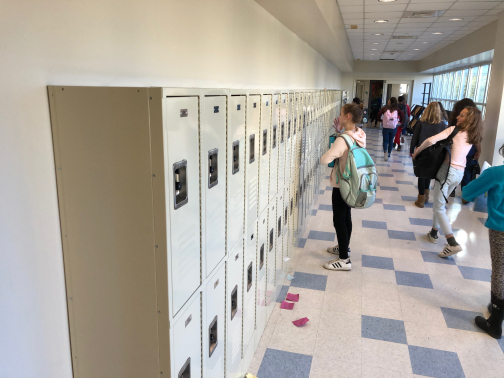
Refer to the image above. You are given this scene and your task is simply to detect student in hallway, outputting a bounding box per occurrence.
[393,95,411,151]
[462,144,504,339]
[370,96,382,127]
[320,103,366,271]
[412,106,483,258]
[409,102,447,208]
[378,97,405,161]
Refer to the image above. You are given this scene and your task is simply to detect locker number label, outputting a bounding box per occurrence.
[180,109,188,117]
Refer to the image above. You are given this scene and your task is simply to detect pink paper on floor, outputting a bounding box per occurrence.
[292,317,309,327]
[280,301,294,310]
[286,293,299,302]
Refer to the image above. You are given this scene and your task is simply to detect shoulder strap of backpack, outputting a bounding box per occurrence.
[437,126,460,202]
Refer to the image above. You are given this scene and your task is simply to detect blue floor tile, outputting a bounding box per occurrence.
[361,315,407,344]
[276,285,290,303]
[396,270,433,289]
[383,204,406,211]
[441,307,484,333]
[408,173,416,176]
[458,265,491,282]
[296,238,307,248]
[325,176,330,179]
[311,209,318,216]
[325,186,332,191]
[375,163,390,167]
[318,204,332,211]
[290,272,327,291]
[257,349,312,378]
[307,230,335,242]
[408,345,465,378]
[474,194,488,213]
[362,220,387,230]
[421,250,456,265]
[388,230,416,241]
[374,198,383,204]
[379,173,394,177]
[396,180,414,185]
[425,202,434,208]
[392,169,406,172]
[402,196,418,202]
[409,217,431,226]
[478,217,487,225]
[362,255,395,270]
[403,163,413,166]
[319,190,325,194]
[380,186,400,191]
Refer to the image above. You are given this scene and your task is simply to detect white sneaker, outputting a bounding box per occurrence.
[384,152,388,162]
[439,244,462,258]
[324,258,352,271]
[327,245,351,255]
[427,232,438,244]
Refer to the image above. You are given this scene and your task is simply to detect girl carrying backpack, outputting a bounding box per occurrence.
[378,97,405,161]
[412,106,483,258]
[409,102,447,208]
[320,103,367,271]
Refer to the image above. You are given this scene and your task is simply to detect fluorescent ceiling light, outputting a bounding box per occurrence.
[432,32,443,35]
[413,49,420,50]
[422,42,429,44]
[373,43,379,45]
[378,0,396,2]
[375,20,388,23]
[449,18,463,21]
[371,49,378,50]
[373,33,384,36]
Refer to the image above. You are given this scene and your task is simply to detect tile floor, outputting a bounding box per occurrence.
[248,127,501,378]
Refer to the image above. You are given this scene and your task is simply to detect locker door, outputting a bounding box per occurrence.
[245,95,260,230]
[285,118,292,183]
[278,94,287,191]
[172,293,202,378]
[275,192,284,290]
[203,96,227,277]
[255,209,268,348]
[282,186,291,274]
[258,95,271,214]
[204,264,226,378]
[243,221,257,356]
[227,241,243,378]
[269,94,279,202]
[266,200,276,319]
[164,97,201,315]
[228,96,246,252]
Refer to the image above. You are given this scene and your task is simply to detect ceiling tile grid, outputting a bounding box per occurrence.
[337,0,503,61]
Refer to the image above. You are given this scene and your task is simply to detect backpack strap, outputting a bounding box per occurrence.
[437,127,460,202]
[335,134,356,181]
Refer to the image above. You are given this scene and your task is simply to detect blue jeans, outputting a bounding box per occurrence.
[382,128,396,155]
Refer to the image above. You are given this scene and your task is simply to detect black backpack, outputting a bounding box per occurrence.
[398,103,407,122]
[370,99,380,111]
[413,127,459,197]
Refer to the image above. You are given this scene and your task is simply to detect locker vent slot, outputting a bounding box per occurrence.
[231,285,238,320]
[272,126,277,149]
[262,130,268,156]
[208,316,218,357]
[269,230,274,252]
[232,141,240,175]
[173,160,188,210]
[247,262,253,292]
[178,357,191,378]
[249,134,255,164]
[260,244,265,269]
[208,149,219,189]
[277,217,282,237]
[280,122,285,143]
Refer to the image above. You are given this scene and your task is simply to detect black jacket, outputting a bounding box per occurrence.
[410,121,446,154]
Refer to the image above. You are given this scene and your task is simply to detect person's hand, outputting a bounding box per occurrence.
[333,117,340,131]
[409,153,413,157]
[474,151,481,160]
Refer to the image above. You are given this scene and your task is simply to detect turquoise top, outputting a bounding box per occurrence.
[462,165,504,232]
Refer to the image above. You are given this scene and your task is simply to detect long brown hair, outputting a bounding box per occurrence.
[459,106,483,145]
[342,103,362,125]
[420,102,442,124]
[450,98,475,126]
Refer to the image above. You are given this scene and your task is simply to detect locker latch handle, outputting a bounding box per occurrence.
[249,134,255,164]
[232,141,240,175]
[208,149,219,189]
[272,126,277,149]
[285,207,288,226]
[208,316,218,358]
[278,217,282,238]
[262,130,268,156]
[247,262,253,292]
[173,160,188,210]
[269,229,274,252]
[281,122,285,144]
[231,285,238,320]
[260,244,265,269]
[178,357,190,378]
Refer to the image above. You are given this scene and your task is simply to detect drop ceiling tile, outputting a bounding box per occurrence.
[364,4,408,13]
[337,0,363,5]
[495,3,504,10]
[344,19,364,25]
[340,5,364,13]
[364,12,404,19]
[443,10,488,17]
[437,16,478,22]
[342,13,363,21]
[475,15,500,22]
[485,9,504,15]
[364,19,400,26]
[407,3,454,12]
[450,2,501,10]
[410,0,451,3]
[399,18,436,24]
[433,20,469,27]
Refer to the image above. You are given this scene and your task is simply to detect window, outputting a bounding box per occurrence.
[431,63,492,117]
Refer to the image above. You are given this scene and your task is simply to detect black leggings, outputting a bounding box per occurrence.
[332,188,352,259]
[418,178,431,195]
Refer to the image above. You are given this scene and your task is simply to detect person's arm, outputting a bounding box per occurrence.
[407,105,411,118]
[377,108,384,121]
[410,122,421,155]
[462,168,495,202]
[412,126,454,158]
[398,109,406,125]
[474,143,481,160]
[321,138,348,165]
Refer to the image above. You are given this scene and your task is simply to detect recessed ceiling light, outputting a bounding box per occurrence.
[449,18,463,21]
[378,0,396,2]
[373,43,379,45]
[375,20,388,23]
[371,54,375,55]
[371,49,378,50]
[373,33,384,36]
[432,32,443,35]
[413,49,420,50]
[422,42,429,44]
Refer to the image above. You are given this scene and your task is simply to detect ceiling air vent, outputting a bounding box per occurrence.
[402,10,446,18]
[391,35,417,40]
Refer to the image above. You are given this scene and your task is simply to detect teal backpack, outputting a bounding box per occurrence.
[335,134,377,209]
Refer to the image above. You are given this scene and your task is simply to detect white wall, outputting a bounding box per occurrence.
[0,1,342,377]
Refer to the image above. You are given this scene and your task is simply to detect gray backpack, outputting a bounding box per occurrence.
[336,134,377,209]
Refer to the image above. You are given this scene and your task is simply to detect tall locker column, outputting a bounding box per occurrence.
[266,200,277,319]
[245,95,260,230]
[269,94,279,202]
[282,186,291,274]
[202,96,227,277]
[228,96,246,252]
[275,191,284,291]
[258,95,271,214]
[243,221,257,371]
[278,94,287,191]
[254,209,268,349]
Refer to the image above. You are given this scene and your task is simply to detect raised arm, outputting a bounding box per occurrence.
[413,126,455,158]
[462,168,495,202]
[321,137,348,165]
